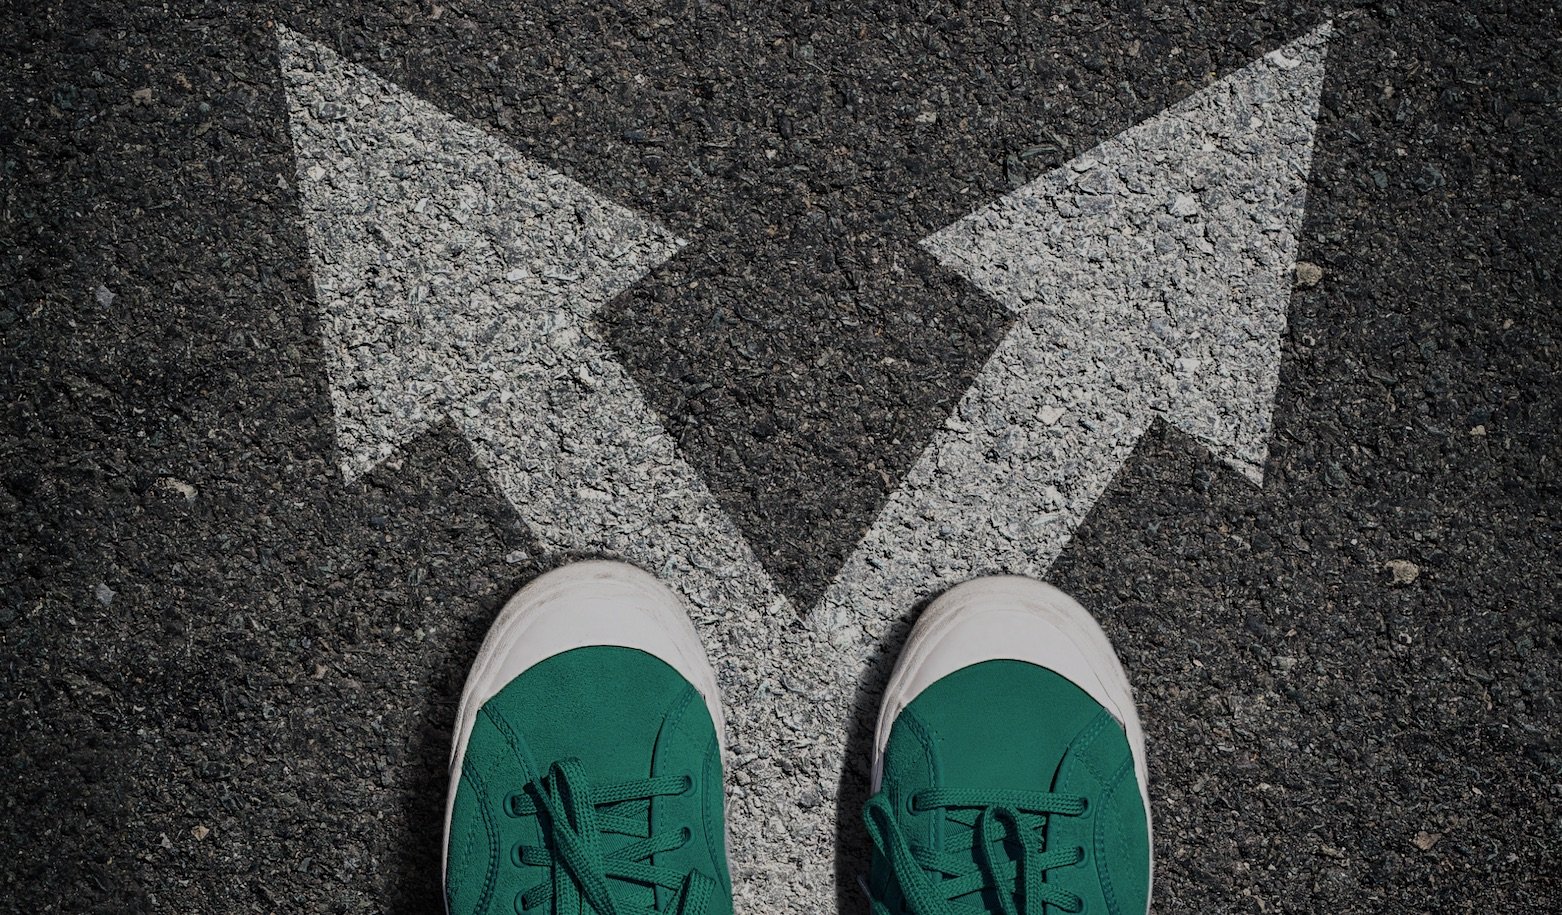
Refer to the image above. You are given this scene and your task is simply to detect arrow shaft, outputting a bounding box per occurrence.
[459,333,835,907]
[812,310,1155,668]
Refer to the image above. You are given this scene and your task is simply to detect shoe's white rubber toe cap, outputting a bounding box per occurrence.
[448,560,724,772]
[871,576,1148,830]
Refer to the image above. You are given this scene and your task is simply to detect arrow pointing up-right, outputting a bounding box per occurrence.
[812,27,1333,701]
[925,23,1332,485]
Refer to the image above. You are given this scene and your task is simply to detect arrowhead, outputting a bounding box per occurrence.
[276,26,685,480]
[923,24,1331,483]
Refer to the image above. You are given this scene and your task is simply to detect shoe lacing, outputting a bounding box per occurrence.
[509,758,716,915]
[865,788,1089,914]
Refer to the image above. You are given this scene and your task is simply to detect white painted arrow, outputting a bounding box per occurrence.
[279,25,755,587]
[814,23,1331,637]
[278,22,1330,914]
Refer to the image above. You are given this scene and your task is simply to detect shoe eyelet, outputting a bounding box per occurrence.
[679,775,694,796]
[908,793,925,814]
[677,826,693,847]
[1077,798,1089,814]
[513,890,529,913]
[511,842,525,866]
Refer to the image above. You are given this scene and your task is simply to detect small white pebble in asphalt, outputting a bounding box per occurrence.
[1266,48,1304,70]
[1384,558,1420,585]
[157,477,198,502]
[94,583,116,607]
[1294,261,1324,287]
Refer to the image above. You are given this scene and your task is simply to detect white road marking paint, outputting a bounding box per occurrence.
[816,23,1332,629]
[279,21,1329,912]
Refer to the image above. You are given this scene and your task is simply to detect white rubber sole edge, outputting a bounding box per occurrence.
[869,576,1152,907]
[440,560,725,894]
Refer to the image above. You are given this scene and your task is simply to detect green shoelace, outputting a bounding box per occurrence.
[864,788,1089,915]
[508,758,717,915]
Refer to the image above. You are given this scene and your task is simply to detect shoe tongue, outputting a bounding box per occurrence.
[546,774,661,911]
[597,795,658,911]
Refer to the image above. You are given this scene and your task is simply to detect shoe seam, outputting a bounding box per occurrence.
[702,736,727,897]
[898,709,942,853]
[656,683,724,907]
[1069,711,1115,783]
[1093,755,1136,915]
[483,703,540,781]
[455,757,501,915]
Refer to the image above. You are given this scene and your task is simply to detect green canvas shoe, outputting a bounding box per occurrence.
[863,577,1152,915]
[443,561,731,915]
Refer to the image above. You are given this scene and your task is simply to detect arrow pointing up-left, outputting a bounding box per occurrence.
[279,20,798,632]
[280,25,706,553]
[278,26,684,486]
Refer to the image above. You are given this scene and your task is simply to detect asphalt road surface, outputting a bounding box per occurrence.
[4,2,1559,913]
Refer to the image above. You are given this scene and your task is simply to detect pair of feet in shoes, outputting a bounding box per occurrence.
[443,561,1152,915]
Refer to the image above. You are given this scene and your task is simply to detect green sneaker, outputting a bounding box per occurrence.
[443,561,731,915]
[863,577,1152,915]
